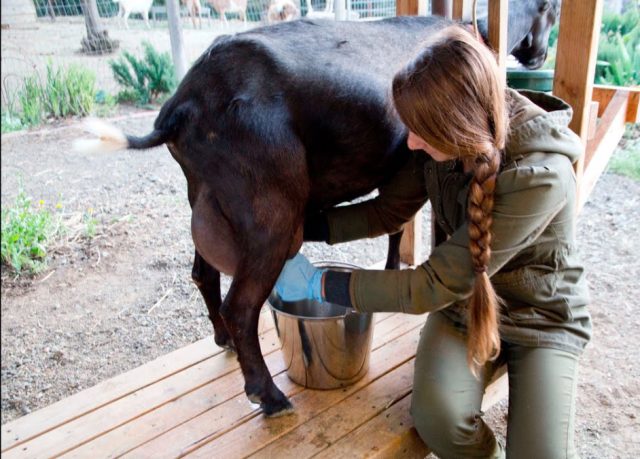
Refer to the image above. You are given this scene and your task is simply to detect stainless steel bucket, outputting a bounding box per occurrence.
[267,261,375,389]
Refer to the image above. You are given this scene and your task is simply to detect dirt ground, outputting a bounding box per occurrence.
[1,16,255,101]
[1,111,639,458]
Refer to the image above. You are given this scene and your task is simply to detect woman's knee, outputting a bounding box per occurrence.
[411,380,497,457]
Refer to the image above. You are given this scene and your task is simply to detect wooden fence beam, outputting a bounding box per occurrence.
[488,0,508,76]
[552,0,604,189]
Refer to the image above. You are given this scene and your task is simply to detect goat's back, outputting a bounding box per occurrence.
[157,17,450,209]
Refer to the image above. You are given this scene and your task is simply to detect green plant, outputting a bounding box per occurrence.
[1,190,61,274]
[1,110,24,133]
[93,89,118,117]
[110,42,176,106]
[10,62,97,129]
[595,7,640,86]
[83,208,98,238]
[41,61,96,119]
[609,123,640,181]
[19,75,45,126]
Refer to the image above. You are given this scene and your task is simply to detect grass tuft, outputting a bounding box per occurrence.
[1,190,62,275]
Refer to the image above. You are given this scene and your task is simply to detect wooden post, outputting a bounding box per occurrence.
[452,0,465,19]
[166,0,188,81]
[488,0,508,76]
[396,0,418,16]
[552,0,604,189]
[399,211,423,266]
[431,0,452,18]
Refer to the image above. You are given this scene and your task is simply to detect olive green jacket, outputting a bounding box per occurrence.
[325,89,592,355]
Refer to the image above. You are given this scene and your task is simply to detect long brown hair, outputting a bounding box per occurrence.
[392,25,507,375]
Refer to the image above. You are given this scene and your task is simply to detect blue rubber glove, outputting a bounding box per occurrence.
[275,253,327,302]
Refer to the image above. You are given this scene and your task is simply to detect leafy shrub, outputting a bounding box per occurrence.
[542,5,639,87]
[595,10,640,87]
[1,190,61,274]
[110,42,177,106]
[7,61,96,129]
[42,62,97,118]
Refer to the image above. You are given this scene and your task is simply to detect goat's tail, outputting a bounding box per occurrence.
[73,117,168,154]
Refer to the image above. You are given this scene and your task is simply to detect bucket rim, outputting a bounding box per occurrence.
[268,259,364,320]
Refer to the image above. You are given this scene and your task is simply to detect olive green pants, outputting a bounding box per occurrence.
[411,312,579,459]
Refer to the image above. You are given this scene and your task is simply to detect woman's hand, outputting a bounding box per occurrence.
[275,253,326,302]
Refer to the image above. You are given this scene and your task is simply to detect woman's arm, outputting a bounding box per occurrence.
[323,152,430,245]
[347,154,573,314]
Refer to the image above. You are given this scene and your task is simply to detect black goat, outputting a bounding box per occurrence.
[78,1,558,417]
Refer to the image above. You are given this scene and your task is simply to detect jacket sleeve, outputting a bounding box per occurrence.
[349,155,574,314]
[325,152,430,245]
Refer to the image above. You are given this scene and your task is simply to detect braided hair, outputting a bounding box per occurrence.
[392,25,507,375]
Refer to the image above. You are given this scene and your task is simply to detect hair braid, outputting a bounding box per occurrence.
[391,24,508,377]
[466,150,501,375]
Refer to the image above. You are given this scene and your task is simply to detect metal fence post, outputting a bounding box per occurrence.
[166,0,188,81]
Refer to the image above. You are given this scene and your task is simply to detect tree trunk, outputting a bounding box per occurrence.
[80,0,119,54]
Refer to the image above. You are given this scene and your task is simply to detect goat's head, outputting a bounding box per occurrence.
[510,0,560,70]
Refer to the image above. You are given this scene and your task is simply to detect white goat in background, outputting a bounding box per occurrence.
[114,0,153,29]
[304,0,359,20]
[267,0,300,23]
[182,0,203,28]
[207,0,247,27]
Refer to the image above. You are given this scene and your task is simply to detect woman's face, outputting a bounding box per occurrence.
[407,131,450,162]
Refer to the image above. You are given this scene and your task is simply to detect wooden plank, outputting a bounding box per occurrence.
[584,90,629,167]
[0,307,274,453]
[63,313,419,458]
[3,326,285,459]
[314,368,509,459]
[399,210,422,266]
[250,360,416,459]
[488,0,508,76]
[578,90,629,212]
[593,84,640,123]
[183,323,423,458]
[588,101,599,140]
[313,394,419,459]
[126,314,425,458]
[552,0,603,187]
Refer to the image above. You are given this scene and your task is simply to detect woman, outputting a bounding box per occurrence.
[275,25,591,458]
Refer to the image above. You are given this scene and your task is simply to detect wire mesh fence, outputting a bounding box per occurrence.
[1,0,400,120]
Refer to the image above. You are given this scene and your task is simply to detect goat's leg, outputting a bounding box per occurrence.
[385,230,403,270]
[144,11,151,28]
[221,252,296,417]
[192,250,234,351]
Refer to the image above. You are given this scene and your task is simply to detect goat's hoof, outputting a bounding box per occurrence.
[263,398,294,417]
[214,334,236,352]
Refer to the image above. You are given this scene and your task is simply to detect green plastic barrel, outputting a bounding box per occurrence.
[507,69,555,92]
